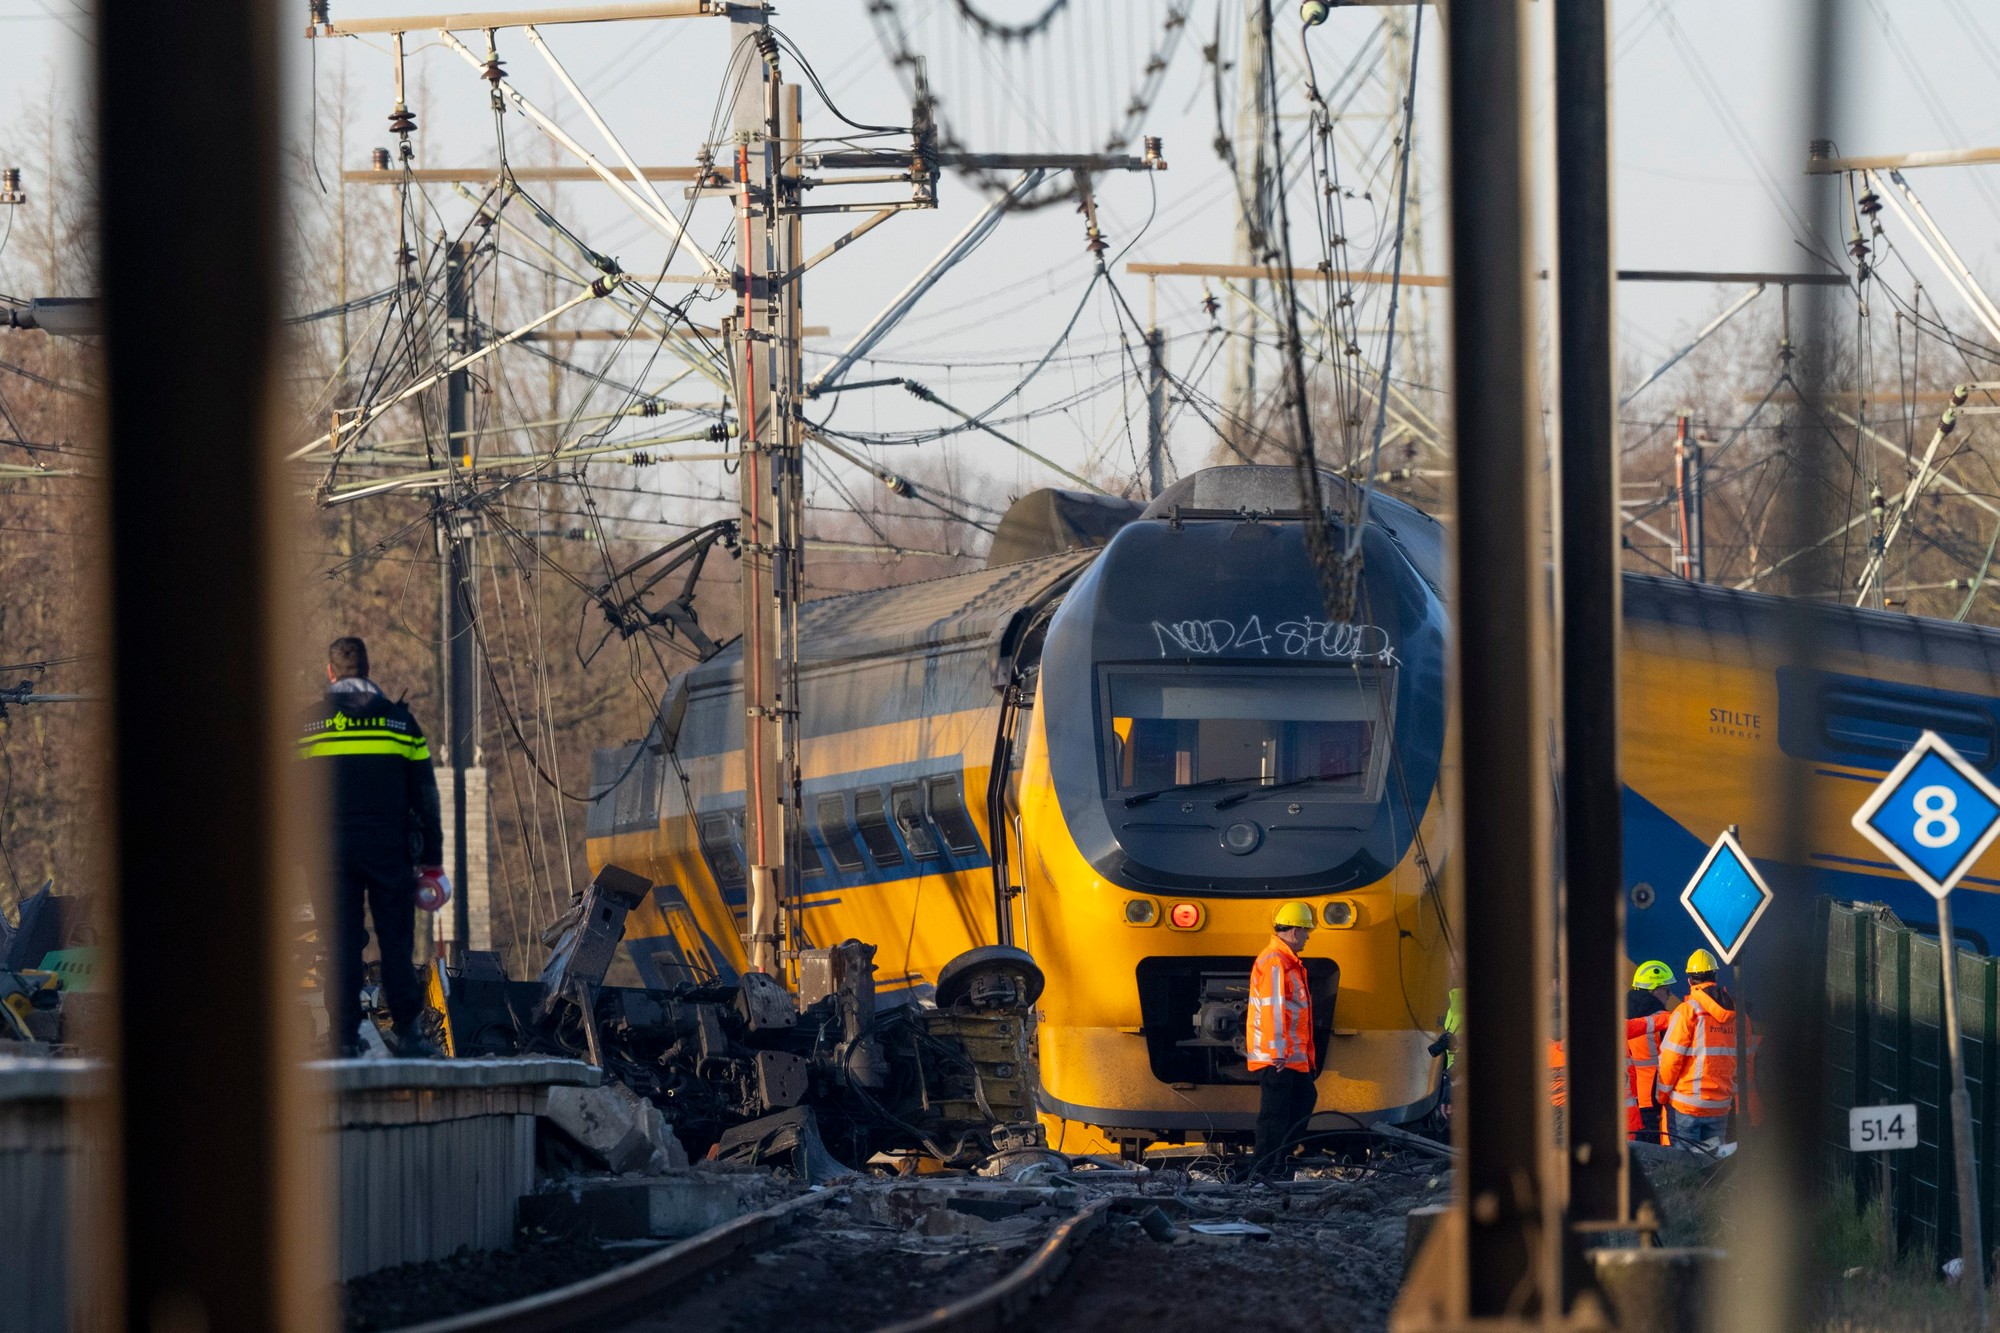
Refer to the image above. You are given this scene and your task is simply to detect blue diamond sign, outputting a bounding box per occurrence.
[1851,730,2000,900]
[1681,829,1775,965]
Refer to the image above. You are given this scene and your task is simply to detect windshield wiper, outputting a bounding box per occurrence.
[1213,771,1363,810]
[1122,776,1239,808]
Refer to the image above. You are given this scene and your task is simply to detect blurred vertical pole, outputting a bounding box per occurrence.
[95,0,327,1329]
[1443,0,1561,1319]
[1743,2,1844,1329]
[443,239,475,964]
[1553,0,1628,1239]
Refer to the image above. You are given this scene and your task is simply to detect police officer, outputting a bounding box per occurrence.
[1247,902,1319,1176]
[301,636,446,1058]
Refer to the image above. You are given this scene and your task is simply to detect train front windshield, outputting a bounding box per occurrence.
[1102,667,1393,801]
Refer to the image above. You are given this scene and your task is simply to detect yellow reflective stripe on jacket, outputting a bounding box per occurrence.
[298,732,432,752]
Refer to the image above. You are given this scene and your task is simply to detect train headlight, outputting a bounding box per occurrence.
[1124,897,1159,926]
[1168,902,1204,930]
[1322,900,1356,928]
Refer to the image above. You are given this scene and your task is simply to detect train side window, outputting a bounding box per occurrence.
[815,794,866,873]
[695,811,746,892]
[795,825,826,876]
[1821,686,1997,768]
[890,783,942,859]
[925,775,984,855]
[852,789,907,868]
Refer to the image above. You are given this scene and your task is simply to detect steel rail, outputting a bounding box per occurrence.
[872,1198,1112,1333]
[387,1189,840,1333]
[382,1190,1107,1333]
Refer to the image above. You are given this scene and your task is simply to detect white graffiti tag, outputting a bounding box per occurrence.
[1151,614,1398,664]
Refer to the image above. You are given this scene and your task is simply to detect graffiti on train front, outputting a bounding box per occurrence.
[1150,615,1398,664]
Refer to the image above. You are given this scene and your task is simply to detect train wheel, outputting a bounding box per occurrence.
[935,945,1046,1009]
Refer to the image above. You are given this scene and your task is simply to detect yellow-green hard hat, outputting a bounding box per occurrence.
[1273,902,1316,930]
[1631,960,1676,991]
[1686,947,1719,974]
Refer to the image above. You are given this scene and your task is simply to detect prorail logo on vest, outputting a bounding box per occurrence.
[1151,615,1398,664]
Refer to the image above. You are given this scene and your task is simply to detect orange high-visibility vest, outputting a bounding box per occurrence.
[1657,982,1753,1118]
[1247,937,1315,1073]
[1625,1009,1674,1134]
[1549,1038,1567,1108]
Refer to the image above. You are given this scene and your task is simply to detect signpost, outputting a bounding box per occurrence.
[1680,827,1774,965]
[1852,730,2000,1319]
[1679,827,1771,1158]
[1849,1103,1920,1153]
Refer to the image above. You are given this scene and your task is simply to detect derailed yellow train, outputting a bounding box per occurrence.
[587,466,1453,1156]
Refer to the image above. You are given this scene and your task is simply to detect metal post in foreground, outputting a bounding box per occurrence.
[96,0,328,1326]
[1936,891,1987,1320]
[1552,0,1627,1240]
[1394,0,1561,1323]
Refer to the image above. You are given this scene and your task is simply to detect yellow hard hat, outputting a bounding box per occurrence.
[1631,960,1676,991]
[1686,948,1719,974]
[1274,902,1316,931]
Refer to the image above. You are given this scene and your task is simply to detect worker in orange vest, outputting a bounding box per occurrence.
[1247,902,1319,1177]
[1625,960,1679,1142]
[1656,949,1753,1147]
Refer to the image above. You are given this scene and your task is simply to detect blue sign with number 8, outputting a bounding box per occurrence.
[1853,732,2000,900]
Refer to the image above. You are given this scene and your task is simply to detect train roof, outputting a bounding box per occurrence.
[1624,572,2000,672]
[683,548,1097,693]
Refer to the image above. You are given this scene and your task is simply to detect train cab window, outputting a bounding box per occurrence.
[925,775,985,855]
[1103,667,1392,802]
[695,810,747,892]
[852,789,907,868]
[890,783,942,859]
[815,794,866,873]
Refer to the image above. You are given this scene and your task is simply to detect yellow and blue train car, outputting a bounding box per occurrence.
[587,462,2000,1155]
[588,465,1455,1155]
[1621,575,2000,969]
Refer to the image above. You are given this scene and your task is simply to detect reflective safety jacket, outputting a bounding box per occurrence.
[1657,982,1752,1119]
[1625,1007,1675,1134]
[299,682,443,866]
[1549,1039,1567,1107]
[1247,936,1315,1073]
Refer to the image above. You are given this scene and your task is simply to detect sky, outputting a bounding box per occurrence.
[3,0,1999,506]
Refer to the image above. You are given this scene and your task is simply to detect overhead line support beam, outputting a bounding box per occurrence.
[343,165,703,184]
[1807,143,2000,173]
[310,1,741,36]
[1131,262,1842,288]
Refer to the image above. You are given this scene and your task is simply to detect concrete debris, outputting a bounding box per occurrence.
[1137,1205,1178,1243]
[1187,1221,1274,1245]
[546,1081,686,1175]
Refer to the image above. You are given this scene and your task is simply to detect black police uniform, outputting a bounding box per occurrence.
[299,679,443,1046]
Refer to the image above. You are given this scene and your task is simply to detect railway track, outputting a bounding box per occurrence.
[385,1182,1108,1333]
[377,1151,1439,1333]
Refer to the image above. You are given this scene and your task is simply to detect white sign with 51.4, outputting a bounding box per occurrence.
[1849,1104,1919,1152]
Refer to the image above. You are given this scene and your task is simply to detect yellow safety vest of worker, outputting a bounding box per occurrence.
[1247,933,1315,1073]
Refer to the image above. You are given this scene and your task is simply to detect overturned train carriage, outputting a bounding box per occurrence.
[589,465,1456,1156]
